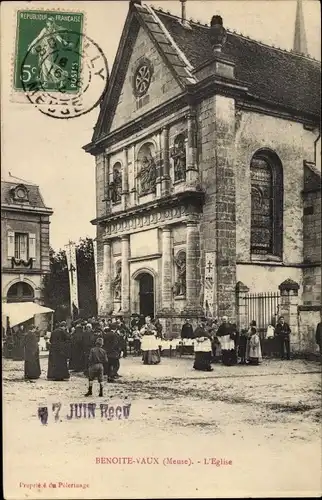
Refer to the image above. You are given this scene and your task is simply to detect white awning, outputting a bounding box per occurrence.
[2,302,54,327]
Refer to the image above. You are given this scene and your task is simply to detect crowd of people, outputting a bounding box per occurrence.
[13,313,322,396]
[184,315,299,372]
[21,314,164,396]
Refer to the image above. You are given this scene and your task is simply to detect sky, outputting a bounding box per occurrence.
[1,0,321,251]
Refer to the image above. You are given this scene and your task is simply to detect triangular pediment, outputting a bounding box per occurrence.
[92,3,194,144]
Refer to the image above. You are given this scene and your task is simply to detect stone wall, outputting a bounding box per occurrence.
[235,111,317,265]
[198,95,237,321]
[110,27,181,132]
[298,308,321,353]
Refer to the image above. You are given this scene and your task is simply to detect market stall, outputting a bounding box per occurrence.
[2,302,54,359]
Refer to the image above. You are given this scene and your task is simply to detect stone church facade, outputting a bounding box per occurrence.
[85,1,321,349]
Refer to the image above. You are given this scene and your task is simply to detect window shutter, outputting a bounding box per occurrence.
[29,233,36,259]
[7,231,15,258]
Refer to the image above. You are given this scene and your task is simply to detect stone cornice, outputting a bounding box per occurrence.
[85,60,319,157]
[236,260,321,268]
[236,97,319,127]
[1,204,53,216]
[128,253,162,263]
[92,189,204,225]
[2,267,46,275]
[93,190,205,239]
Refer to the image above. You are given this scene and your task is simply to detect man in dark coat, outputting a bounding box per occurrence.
[103,323,122,382]
[181,319,194,339]
[275,316,291,360]
[24,325,41,380]
[47,321,70,381]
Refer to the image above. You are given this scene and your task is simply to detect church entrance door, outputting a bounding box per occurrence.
[137,273,154,319]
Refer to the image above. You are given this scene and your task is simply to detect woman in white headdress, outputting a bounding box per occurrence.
[140,316,160,365]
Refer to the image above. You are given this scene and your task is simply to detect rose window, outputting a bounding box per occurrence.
[134,61,153,97]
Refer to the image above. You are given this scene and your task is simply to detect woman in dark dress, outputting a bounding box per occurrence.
[24,325,41,380]
[47,321,70,381]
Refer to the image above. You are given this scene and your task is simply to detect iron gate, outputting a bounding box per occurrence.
[243,291,280,339]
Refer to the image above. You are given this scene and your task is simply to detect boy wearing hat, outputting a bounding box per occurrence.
[85,337,107,397]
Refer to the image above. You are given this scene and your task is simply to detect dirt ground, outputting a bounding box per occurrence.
[3,354,322,499]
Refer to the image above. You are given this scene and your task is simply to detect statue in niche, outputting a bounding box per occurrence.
[110,167,122,203]
[171,135,186,182]
[173,251,186,296]
[112,261,122,300]
[139,154,157,195]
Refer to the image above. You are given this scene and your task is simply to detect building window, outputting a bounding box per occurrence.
[14,233,29,260]
[133,58,153,98]
[7,232,36,261]
[7,282,35,303]
[250,151,283,257]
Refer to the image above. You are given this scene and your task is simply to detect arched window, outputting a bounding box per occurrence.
[137,142,157,195]
[110,162,122,203]
[7,282,35,303]
[250,150,283,257]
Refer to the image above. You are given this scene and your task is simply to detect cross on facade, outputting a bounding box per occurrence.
[207,260,213,273]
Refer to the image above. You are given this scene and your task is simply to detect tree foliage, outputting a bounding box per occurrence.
[43,237,97,321]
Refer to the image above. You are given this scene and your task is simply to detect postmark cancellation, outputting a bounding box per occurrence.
[12,9,108,118]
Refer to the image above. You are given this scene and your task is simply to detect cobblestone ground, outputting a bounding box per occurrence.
[3,355,322,499]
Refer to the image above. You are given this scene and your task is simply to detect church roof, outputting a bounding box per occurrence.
[90,2,320,147]
[152,7,320,119]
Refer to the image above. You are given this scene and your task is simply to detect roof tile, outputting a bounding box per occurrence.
[152,9,321,118]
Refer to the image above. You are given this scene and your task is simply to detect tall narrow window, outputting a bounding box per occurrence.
[14,233,29,260]
[250,151,283,258]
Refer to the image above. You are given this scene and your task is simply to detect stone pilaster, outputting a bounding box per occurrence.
[121,235,130,317]
[213,95,237,320]
[161,226,173,309]
[102,239,113,315]
[121,148,129,210]
[278,279,300,352]
[184,222,203,316]
[186,110,199,188]
[161,126,170,196]
[236,281,250,330]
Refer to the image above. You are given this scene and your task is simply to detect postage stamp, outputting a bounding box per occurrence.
[14,11,84,93]
[13,10,109,119]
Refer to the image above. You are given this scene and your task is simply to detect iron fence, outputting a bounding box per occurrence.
[243,291,281,339]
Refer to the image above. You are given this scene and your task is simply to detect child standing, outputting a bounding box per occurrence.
[248,325,262,365]
[85,337,107,397]
[132,324,141,356]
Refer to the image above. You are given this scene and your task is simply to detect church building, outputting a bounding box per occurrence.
[85,0,321,351]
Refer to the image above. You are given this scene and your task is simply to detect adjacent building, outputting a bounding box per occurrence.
[1,173,53,305]
[85,0,321,351]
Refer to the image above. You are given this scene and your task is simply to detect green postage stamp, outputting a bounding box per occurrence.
[14,10,84,94]
[12,9,108,119]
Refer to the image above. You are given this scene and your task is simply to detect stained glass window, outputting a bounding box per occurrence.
[250,153,283,257]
